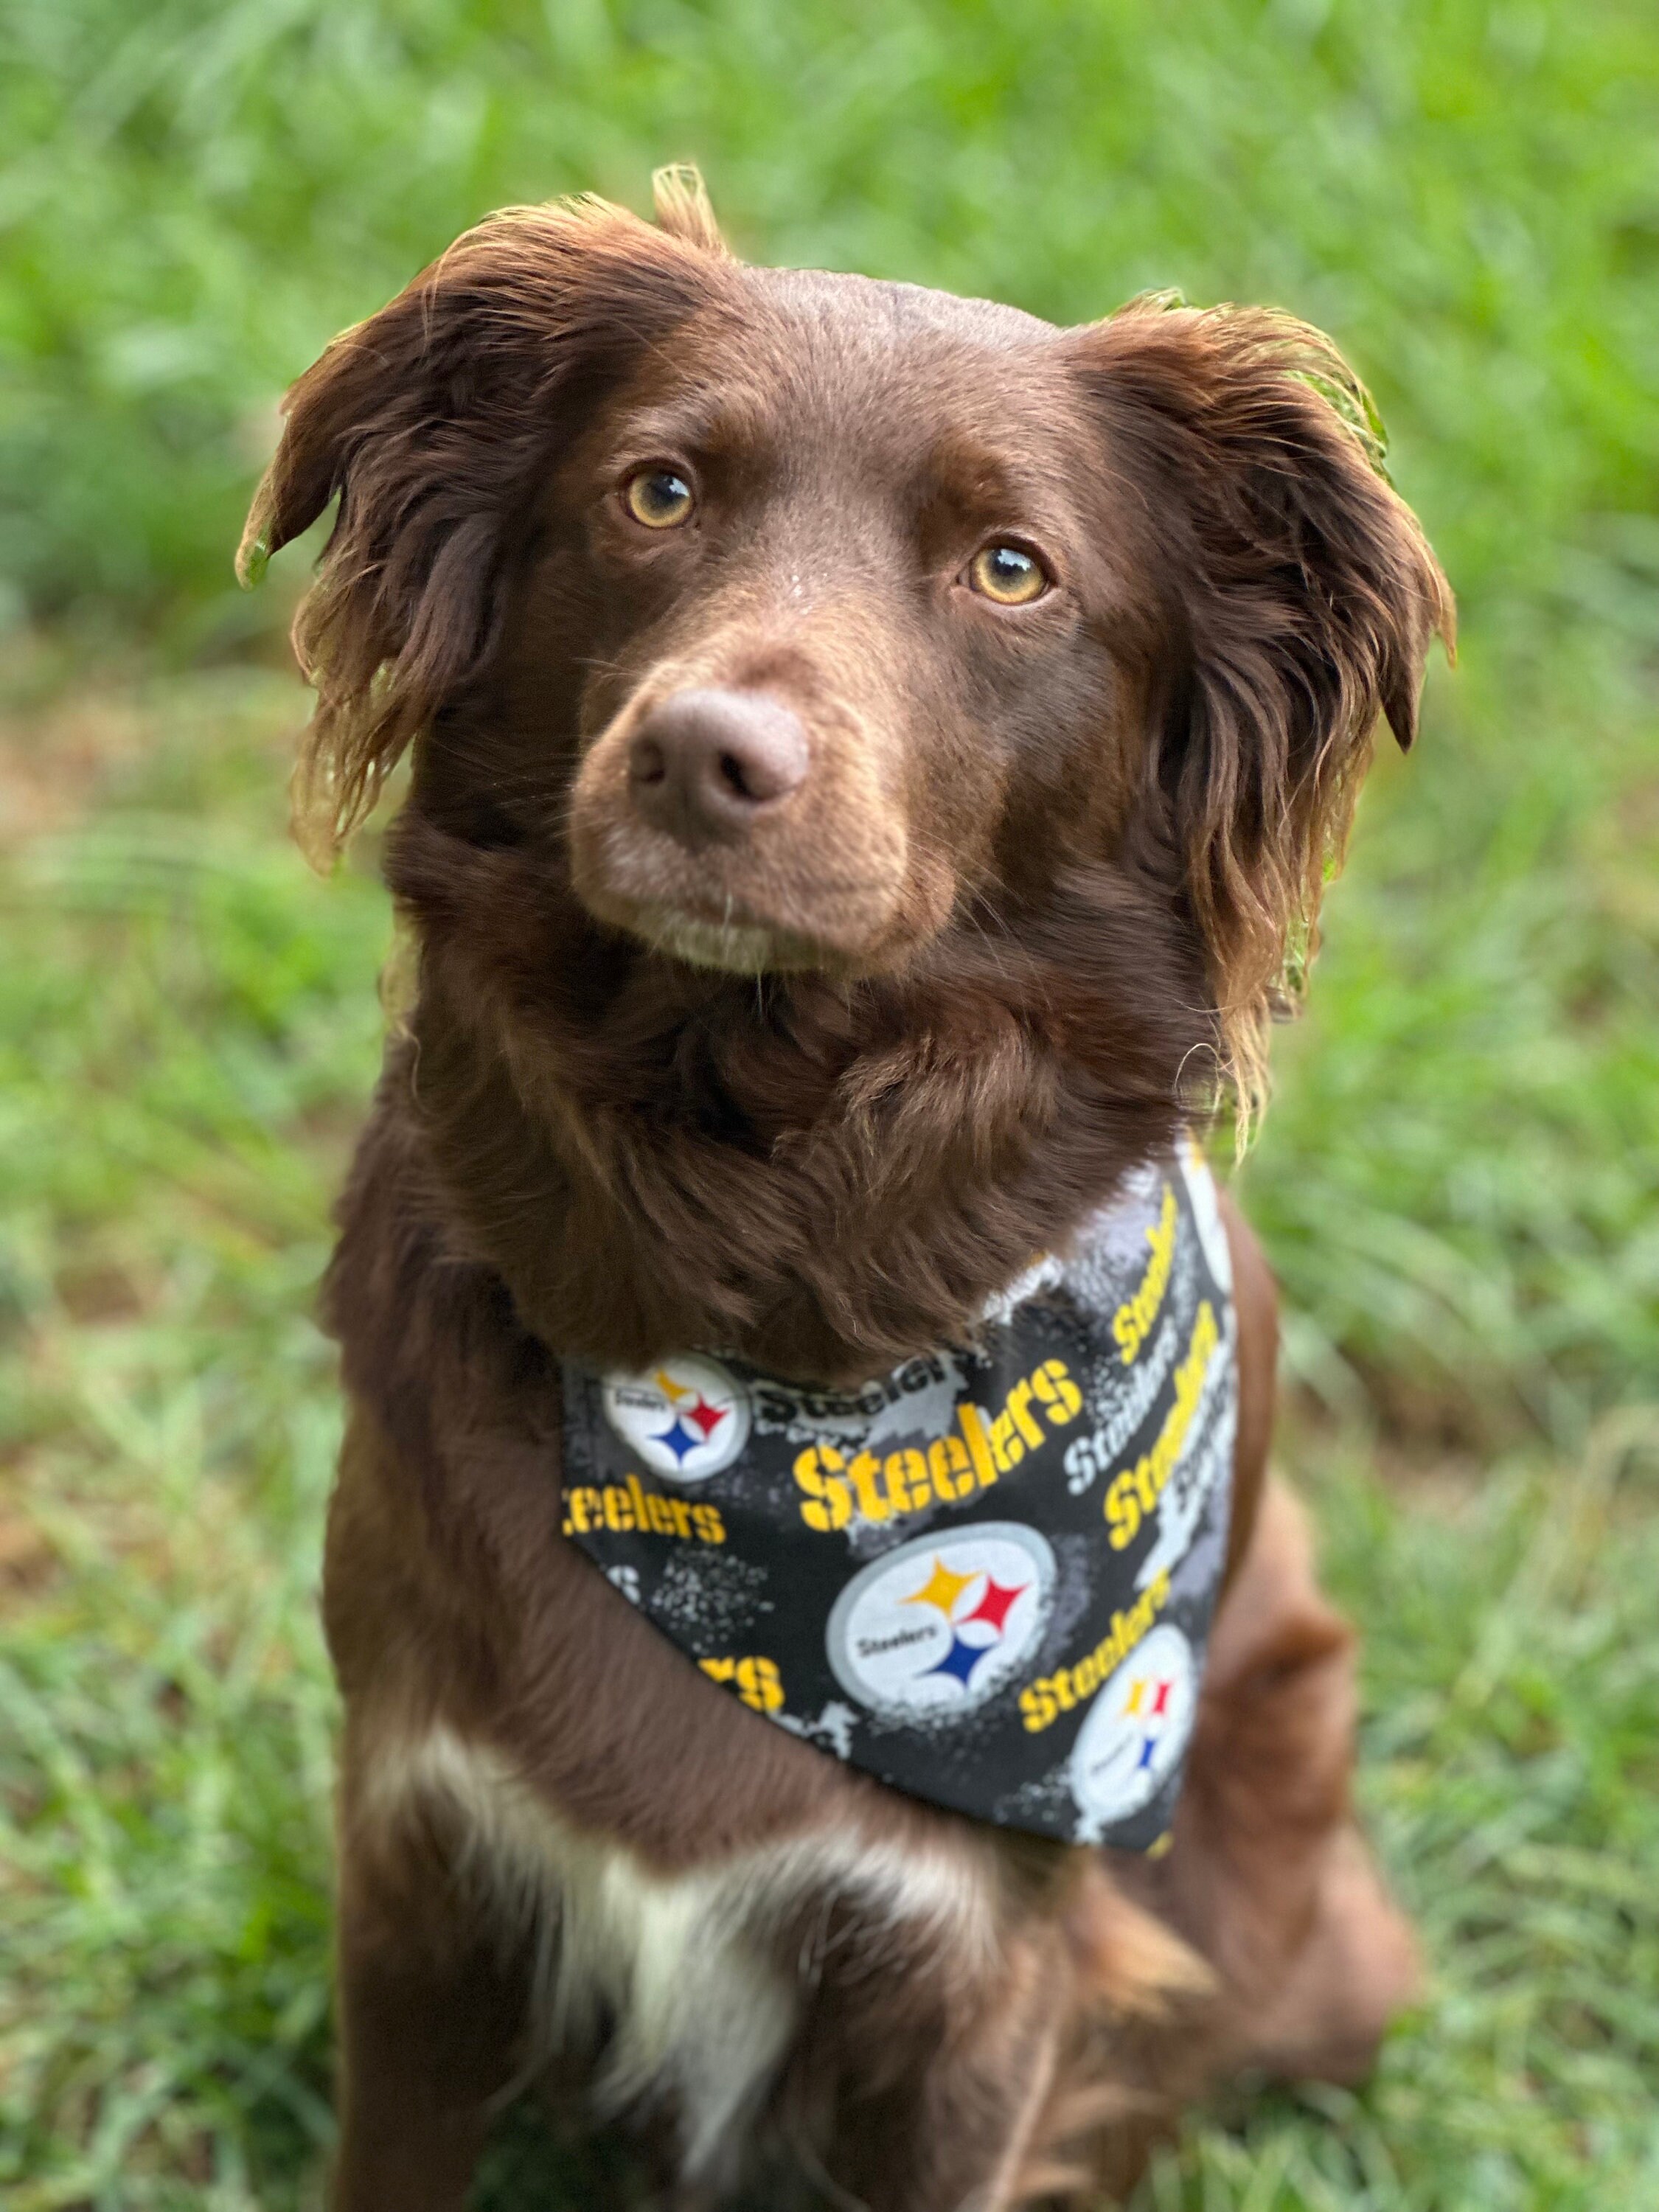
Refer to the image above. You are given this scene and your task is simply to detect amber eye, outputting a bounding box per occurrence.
[623,467,695,529]
[967,542,1049,605]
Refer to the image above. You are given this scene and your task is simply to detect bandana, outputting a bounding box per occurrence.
[561,1141,1237,1849]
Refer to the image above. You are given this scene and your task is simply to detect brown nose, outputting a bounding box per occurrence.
[627,688,810,846]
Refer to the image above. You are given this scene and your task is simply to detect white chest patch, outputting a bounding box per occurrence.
[360,1724,995,2181]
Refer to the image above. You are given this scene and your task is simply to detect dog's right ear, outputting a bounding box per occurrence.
[239,173,734,866]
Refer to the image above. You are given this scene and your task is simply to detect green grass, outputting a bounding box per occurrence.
[2,635,1655,2212]
[2,0,1658,2205]
[0,664,372,2208]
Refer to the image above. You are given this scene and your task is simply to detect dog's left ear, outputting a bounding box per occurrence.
[1067,300,1453,1120]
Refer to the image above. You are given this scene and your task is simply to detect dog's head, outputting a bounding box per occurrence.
[245,169,1449,1121]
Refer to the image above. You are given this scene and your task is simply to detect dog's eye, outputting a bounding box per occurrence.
[623,467,695,529]
[967,542,1049,606]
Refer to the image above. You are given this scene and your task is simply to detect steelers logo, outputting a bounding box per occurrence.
[1068,1623,1197,1827]
[602,1355,751,1483]
[826,1523,1055,1722]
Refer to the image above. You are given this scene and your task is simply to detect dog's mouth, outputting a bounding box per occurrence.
[571,833,907,971]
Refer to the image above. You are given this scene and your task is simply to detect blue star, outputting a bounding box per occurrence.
[1135,1733,1159,1770]
[924,1633,989,1689]
[653,1416,701,1464]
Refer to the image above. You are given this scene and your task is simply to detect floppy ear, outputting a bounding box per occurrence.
[239,169,735,865]
[1068,300,1453,1125]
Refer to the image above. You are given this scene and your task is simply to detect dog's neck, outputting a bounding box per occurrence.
[378,810,1208,1386]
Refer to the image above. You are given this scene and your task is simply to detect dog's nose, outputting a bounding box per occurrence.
[627,689,809,846]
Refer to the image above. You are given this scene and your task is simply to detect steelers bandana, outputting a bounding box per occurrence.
[560,1142,1237,1850]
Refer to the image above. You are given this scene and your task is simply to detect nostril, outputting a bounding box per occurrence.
[625,687,810,844]
[628,734,668,787]
[704,712,810,810]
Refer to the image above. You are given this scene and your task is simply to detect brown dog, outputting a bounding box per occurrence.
[243,170,1450,2210]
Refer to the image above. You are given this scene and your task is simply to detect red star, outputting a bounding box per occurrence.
[1149,1678,1174,1719]
[961,1576,1027,1635]
[684,1394,729,1441]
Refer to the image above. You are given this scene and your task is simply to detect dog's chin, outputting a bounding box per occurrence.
[639,906,799,975]
[588,894,832,977]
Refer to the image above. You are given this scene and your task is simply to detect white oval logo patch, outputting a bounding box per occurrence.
[826,1523,1056,1721]
[602,1356,751,1483]
[1069,1621,1197,1827]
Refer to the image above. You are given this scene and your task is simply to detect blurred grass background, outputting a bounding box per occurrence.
[1,2,1656,2207]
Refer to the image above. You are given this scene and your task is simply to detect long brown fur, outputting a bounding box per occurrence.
[246,170,1448,2208]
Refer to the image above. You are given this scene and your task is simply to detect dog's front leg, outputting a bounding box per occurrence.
[329,1781,531,2211]
[796,1919,1068,2212]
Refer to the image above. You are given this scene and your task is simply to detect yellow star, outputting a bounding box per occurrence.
[1122,1677,1149,1717]
[902,1558,977,1620]
[653,1367,693,1407]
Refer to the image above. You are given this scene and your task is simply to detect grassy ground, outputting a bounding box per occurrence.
[3,1,1658,2205]
[2,647,1656,2212]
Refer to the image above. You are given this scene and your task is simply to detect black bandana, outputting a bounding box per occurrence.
[561,1143,1237,1849]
